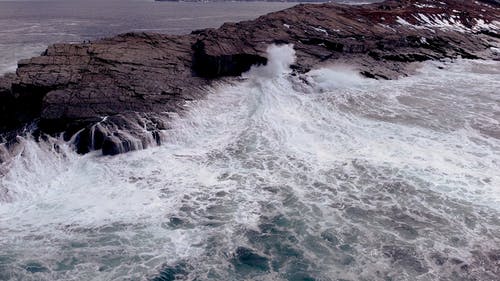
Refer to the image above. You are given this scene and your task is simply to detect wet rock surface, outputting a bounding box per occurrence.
[0,0,499,155]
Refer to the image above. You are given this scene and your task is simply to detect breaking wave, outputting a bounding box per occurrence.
[0,45,499,281]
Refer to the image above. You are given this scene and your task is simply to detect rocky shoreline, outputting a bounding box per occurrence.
[0,0,499,157]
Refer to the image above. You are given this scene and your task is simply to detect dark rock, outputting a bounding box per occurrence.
[193,40,267,77]
[0,0,498,156]
[0,74,22,132]
[101,135,127,156]
[74,112,171,155]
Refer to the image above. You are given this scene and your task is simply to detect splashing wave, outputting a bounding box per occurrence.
[0,45,499,281]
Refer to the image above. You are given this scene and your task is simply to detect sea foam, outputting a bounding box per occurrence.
[0,48,499,280]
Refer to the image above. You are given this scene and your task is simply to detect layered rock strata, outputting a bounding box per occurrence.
[0,0,498,156]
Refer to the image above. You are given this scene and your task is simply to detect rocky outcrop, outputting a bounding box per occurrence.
[0,0,499,156]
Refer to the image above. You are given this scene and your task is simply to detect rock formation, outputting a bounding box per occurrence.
[0,0,499,156]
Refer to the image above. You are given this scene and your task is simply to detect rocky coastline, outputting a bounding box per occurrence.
[0,0,499,157]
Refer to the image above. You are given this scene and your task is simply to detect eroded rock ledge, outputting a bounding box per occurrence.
[0,0,499,157]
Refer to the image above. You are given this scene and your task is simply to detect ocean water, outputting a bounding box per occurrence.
[1,1,500,281]
[1,43,499,280]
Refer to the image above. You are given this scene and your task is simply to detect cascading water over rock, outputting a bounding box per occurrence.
[0,42,499,280]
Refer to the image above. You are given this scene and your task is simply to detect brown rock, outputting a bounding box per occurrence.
[1,0,499,155]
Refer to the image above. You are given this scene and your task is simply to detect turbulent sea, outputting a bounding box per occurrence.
[1,1,500,281]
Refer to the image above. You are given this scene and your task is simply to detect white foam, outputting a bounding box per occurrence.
[306,66,366,90]
[312,26,328,35]
[414,3,436,8]
[243,44,296,79]
[0,49,499,279]
[396,16,414,27]
[399,13,500,33]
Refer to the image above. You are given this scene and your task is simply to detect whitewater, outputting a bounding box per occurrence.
[0,45,499,281]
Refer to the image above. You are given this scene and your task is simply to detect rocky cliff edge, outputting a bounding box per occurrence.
[0,0,498,157]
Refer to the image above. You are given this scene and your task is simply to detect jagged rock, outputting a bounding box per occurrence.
[72,112,171,155]
[0,74,20,132]
[0,0,499,156]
